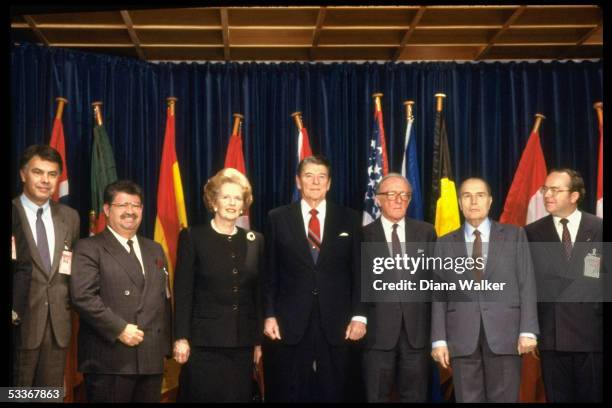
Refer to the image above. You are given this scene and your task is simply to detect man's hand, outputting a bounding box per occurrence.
[431,345,451,369]
[253,345,262,366]
[118,323,144,347]
[173,339,191,364]
[345,321,366,341]
[264,317,282,340]
[517,336,537,355]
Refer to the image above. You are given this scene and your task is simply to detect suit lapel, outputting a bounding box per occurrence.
[101,229,146,289]
[12,198,47,275]
[49,202,67,279]
[288,203,315,267]
[484,221,503,279]
[137,237,156,312]
[317,201,338,265]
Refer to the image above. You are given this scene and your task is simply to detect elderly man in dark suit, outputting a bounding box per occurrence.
[12,144,80,387]
[431,177,539,402]
[262,155,366,402]
[71,180,172,402]
[362,173,436,402]
[525,168,602,402]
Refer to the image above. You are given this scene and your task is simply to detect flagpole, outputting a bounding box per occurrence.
[403,100,415,121]
[372,92,383,112]
[55,97,68,120]
[531,113,546,134]
[232,113,244,135]
[434,93,446,112]
[167,96,177,116]
[594,102,603,126]
[92,101,104,126]
[291,111,304,131]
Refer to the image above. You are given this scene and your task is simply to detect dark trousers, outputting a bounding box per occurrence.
[363,322,430,402]
[177,346,253,402]
[12,318,67,387]
[451,321,521,402]
[264,299,349,402]
[540,350,602,402]
[83,373,163,402]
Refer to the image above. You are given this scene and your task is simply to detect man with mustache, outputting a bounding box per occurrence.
[71,180,172,402]
[12,144,80,387]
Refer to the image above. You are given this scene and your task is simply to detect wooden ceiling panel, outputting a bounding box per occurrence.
[583,27,603,45]
[486,44,602,60]
[399,45,481,60]
[228,8,319,27]
[324,8,416,28]
[30,11,123,25]
[230,47,311,61]
[229,28,313,46]
[41,29,132,45]
[145,47,224,61]
[313,47,395,61]
[418,7,515,28]
[513,6,601,27]
[129,8,220,27]
[136,29,222,45]
[409,29,495,45]
[497,28,593,45]
[318,29,403,46]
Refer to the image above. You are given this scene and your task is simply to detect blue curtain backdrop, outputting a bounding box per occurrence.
[11,43,603,238]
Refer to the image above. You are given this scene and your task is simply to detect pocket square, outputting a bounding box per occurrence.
[339,232,350,237]
[417,248,424,254]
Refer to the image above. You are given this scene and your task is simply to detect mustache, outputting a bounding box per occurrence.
[120,214,138,220]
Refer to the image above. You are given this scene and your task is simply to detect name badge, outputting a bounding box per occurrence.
[583,249,600,279]
[11,235,16,261]
[59,249,73,275]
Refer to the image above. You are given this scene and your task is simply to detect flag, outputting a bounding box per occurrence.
[499,115,548,403]
[90,107,118,235]
[154,99,188,401]
[49,99,69,202]
[363,94,389,225]
[401,105,423,220]
[292,115,313,201]
[429,97,460,237]
[224,115,250,229]
[500,117,547,226]
[596,110,603,218]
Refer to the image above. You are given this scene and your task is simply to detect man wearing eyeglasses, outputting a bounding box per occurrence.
[525,169,602,402]
[362,173,436,402]
[71,180,172,402]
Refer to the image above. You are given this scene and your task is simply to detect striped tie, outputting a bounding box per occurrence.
[560,218,572,260]
[308,209,321,262]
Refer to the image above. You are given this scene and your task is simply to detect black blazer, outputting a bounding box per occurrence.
[362,217,436,350]
[174,224,264,348]
[262,201,364,346]
[71,228,172,374]
[525,212,603,352]
[11,202,33,325]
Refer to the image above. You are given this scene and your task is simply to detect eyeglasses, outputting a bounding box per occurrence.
[110,202,143,210]
[539,186,571,196]
[377,191,412,201]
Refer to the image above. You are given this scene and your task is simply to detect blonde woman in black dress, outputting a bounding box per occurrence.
[173,168,263,402]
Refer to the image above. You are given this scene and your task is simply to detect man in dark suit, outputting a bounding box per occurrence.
[262,155,366,402]
[12,144,80,387]
[71,180,172,402]
[525,168,602,402]
[431,177,539,402]
[362,173,436,402]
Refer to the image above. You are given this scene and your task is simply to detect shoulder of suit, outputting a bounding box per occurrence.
[405,217,435,232]
[52,202,80,221]
[524,214,553,232]
[268,203,295,218]
[437,226,462,242]
[580,211,602,227]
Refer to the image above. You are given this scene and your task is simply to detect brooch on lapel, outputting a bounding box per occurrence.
[247,232,256,241]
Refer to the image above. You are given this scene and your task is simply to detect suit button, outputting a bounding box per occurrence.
[45,301,49,306]
[227,236,232,242]
[232,268,238,275]
[232,286,239,293]
[230,252,236,259]
[124,290,130,296]
[312,289,319,295]
[232,305,238,311]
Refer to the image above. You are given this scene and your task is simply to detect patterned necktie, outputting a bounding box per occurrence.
[127,239,144,276]
[391,223,402,257]
[308,209,321,263]
[36,207,52,273]
[472,229,483,282]
[560,218,572,260]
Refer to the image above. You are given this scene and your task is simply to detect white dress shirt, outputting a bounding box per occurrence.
[107,226,145,275]
[20,194,55,265]
[380,215,406,255]
[552,208,582,244]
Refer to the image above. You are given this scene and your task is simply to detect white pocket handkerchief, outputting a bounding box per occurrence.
[339,232,350,237]
[417,248,425,254]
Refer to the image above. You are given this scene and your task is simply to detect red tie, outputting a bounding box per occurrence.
[308,209,321,262]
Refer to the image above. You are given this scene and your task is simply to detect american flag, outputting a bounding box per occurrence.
[362,95,389,225]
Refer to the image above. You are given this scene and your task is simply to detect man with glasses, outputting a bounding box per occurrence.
[362,173,436,402]
[431,177,539,402]
[525,169,602,402]
[71,180,172,402]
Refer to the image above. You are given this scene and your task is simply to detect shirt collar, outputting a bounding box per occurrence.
[552,208,581,226]
[107,225,138,247]
[464,217,491,240]
[20,193,50,214]
[380,215,405,232]
[301,199,326,218]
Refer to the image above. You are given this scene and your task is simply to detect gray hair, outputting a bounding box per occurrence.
[376,172,412,194]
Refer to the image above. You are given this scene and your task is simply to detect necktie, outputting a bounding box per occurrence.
[36,208,52,273]
[308,209,321,263]
[392,223,403,282]
[127,239,144,276]
[560,218,572,260]
[472,229,483,282]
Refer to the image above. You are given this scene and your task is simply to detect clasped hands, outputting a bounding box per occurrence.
[263,317,366,341]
